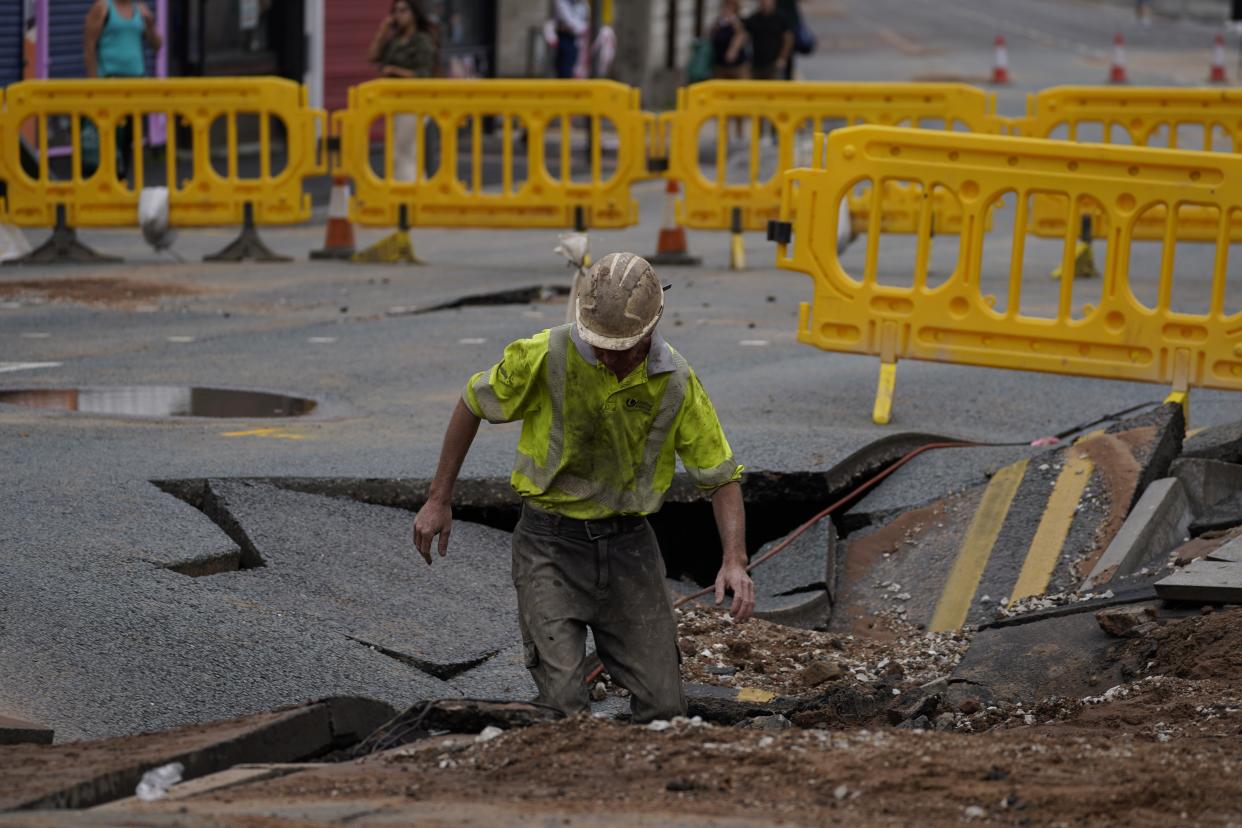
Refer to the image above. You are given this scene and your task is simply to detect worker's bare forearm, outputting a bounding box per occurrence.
[426,399,482,507]
[711,482,747,566]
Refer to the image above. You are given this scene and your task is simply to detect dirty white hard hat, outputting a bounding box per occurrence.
[575,251,664,351]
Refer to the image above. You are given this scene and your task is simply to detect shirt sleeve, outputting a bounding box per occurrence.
[674,370,744,491]
[462,331,548,424]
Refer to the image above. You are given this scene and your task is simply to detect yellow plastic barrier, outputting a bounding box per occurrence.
[333,79,647,230]
[1015,87,1242,241]
[662,81,1007,234]
[0,78,325,230]
[774,125,1242,424]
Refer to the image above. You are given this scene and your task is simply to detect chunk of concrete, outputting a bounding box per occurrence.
[1170,457,1242,534]
[0,714,52,745]
[1095,603,1158,637]
[675,519,837,630]
[1080,478,1192,591]
[1208,536,1242,563]
[1155,559,1242,604]
[1181,420,1242,465]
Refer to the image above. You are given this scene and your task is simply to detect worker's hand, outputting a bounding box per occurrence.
[714,561,755,622]
[412,499,452,565]
[139,3,155,28]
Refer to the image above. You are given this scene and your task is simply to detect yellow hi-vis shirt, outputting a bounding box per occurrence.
[463,323,743,519]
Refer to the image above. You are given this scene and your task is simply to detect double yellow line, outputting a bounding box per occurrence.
[928,438,1097,632]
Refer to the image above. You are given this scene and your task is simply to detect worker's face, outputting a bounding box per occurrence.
[391,2,414,28]
[593,335,653,379]
[759,0,776,11]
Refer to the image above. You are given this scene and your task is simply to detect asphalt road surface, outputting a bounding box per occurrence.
[2,0,1240,742]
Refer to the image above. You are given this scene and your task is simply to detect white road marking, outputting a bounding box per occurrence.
[0,362,62,374]
[0,302,23,309]
[20,332,50,339]
[308,336,338,343]
[459,337,488,345]
[739,339,770,346]
[166,336,196,343]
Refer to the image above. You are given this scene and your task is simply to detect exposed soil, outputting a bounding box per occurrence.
[178,609,1242,826]
[11,610,1240,826]
[0,277,199,308]
[676,606,969,698]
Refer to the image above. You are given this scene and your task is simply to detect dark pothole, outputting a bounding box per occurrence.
[0,387,317,418]
[391,284,569,316]
[157,432,950,587]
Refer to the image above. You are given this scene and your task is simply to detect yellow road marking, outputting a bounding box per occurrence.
[929,460,1028,632]
[220,427,309,441]
[1009,449,1094,604]
[736,687,776,704]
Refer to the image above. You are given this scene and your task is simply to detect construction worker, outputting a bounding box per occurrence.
[413,252,754,723]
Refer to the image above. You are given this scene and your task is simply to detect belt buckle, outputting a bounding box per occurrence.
[584,518,611,541]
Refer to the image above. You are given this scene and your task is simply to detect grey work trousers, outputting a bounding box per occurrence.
[511,503,686,723]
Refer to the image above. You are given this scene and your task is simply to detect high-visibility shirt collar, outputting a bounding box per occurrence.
[569,323,678,376]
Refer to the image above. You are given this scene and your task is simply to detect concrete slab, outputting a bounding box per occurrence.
[202,480,518,677]
[0,697,393,812]
[1155,559,1242,604]
[1080,478,1192,591]
[1181,420,1242,466]
[748,519,835,629]
[951,611,1126,702]
[1208,537,1242,564]
[0,713,53,745]
[1170,457,1242,535]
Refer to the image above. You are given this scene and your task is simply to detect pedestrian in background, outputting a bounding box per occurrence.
[369,0,438,181]
[1134,0,1153,27]
[711,0,750,81]
[82,0,162,180]
[709,1,750,142]
[745,0,793,81]
[553,0,591,79]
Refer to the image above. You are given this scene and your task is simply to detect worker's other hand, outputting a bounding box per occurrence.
[412,500,452,565]
[714,562,755,622]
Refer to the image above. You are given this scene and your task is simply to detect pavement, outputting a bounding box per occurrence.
[4,0,1242,744]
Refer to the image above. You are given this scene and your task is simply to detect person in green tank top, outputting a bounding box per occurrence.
[81,0,162,181]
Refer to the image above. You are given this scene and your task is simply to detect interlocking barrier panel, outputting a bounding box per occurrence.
[661,81,1007,235]
[0,78,326,228]
[1014,87,1242,242]
[773,125,1242,424]
[333,79,647,229]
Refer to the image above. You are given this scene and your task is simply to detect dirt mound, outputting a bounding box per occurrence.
[0,277,198,308]
[1118,606,1242,681]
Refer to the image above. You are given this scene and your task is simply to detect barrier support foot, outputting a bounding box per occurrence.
[574,206,591,268]
[1164,389,1189,423]
[352,205,423,265]
[872,360,897,426]
[204,203,291,263]
[8,205,120,265]
[729,207,746,271]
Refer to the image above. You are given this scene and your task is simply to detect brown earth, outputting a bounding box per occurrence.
[7,610,1241,826]
[0,277,199,308]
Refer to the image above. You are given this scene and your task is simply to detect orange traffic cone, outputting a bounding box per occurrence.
[1109,33,1128,84]
[990,35,1011,84]
[310,176,356,260]
[1209,34,1228,83]
[648,179,701,266]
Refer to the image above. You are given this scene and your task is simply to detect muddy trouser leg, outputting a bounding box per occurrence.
[511,513,594,717]
[591,523,685,724]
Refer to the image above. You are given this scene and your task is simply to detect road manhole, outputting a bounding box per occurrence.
[0,386,317,418]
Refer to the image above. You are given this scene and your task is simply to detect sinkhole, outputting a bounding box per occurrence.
[0,386,317,419]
